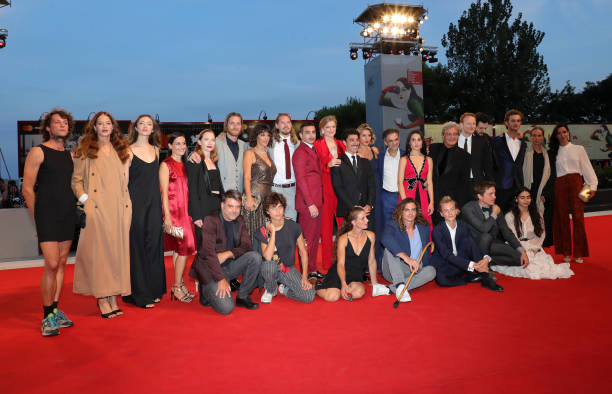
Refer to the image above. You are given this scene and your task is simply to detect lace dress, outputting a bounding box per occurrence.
[492,212,574,280]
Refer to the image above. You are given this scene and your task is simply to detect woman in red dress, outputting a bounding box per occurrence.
[159,132,196,303]
[313,116,345,274]
[398,130,434,225]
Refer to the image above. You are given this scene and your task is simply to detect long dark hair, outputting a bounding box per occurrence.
[392,198,428,230]
[548,123,569,158]
[510,187,543,238]
[127,114,161,147]
[333,207,365,261]
[404,130,427,156]
[167,132,187,162]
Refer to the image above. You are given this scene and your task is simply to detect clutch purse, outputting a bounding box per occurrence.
[164,225,184,239]
[242,194,261,210]
[578,183,591,203]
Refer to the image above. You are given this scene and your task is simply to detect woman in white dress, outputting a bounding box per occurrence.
[493,187,573,280]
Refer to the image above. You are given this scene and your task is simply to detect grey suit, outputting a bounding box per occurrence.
[461,200,524,266]
[216,133,246,193]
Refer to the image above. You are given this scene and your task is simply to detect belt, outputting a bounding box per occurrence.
[273,182,296,188]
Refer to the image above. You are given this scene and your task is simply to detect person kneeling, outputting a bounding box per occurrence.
[316,207,386,302]
[431,196,503,292]
[190,190,262,314]
[381,198,436,303]
[256,193,314,304]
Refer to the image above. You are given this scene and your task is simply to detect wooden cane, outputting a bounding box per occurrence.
[393,241,435,308]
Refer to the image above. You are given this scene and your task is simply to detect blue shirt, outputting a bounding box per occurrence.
[409,226,422,261]
[226,135,239,162]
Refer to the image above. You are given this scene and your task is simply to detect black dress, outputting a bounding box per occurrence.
[34,144,76,242]
[186,161,224,247]
[122,154,166,306]
[320,236,370,289]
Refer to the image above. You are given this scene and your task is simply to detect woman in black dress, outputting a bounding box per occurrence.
[187,129,224,247]
[22,108,76,336]
[316,207,381,302]
[122,114,166,308]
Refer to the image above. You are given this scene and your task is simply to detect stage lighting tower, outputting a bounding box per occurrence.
[0,29,7,49]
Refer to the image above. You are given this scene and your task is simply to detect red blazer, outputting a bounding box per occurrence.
[313,138,345,203]
[293,142,323,211]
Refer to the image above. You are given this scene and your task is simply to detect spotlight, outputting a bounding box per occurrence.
[373,22,380,29]
[397,49,404,55]
[422,54,431,62]
[0,28,7,49]
[361,30,369,37]
[367,26,374,33]
[350,48,358,60]
[419,47,424,52]
[420,20,424,25]
[424,15,429,20]
[362,48,372,59]
[407,16,415,24]
[383,15,390,22]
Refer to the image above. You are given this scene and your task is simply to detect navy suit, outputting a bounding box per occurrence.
[382,221,432,266]
[491,134,526,210]
[430,219,484,286]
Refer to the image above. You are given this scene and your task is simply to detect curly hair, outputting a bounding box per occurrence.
[357,123,376,145]
[262,192,287,218]
[194,129,218,163]
[73,111,130,163]
[510,187,543,238]
[127,114,161,147]
[39,108,74,142]
[392,198,428,231]
[248,123,272,148]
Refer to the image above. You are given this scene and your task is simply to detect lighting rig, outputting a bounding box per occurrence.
[349,3,437,63]
[1,0,11,50]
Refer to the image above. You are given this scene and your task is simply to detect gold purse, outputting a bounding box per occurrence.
[578,183,591,203]
[164,225,184,239]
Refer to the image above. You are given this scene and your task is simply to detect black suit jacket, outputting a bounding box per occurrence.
[460,200,522,251]
[331,154,376,218]
[186,161,225,223]
[429,143,471,210]
[462,134,494,182]
[491,134,526,191]
[431,219,484,286]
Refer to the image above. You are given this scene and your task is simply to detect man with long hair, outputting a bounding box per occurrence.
[216,112,246,192]
[270,113,299,220]
[381,198,436,302]
[22,108,76,336]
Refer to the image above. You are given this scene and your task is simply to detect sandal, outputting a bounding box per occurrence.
[181,281,195,299]
[97,297,116,319]
[171,285,193,303]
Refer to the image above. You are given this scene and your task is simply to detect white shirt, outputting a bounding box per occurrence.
[445,221,476,272]
[382,148,401,192]
[505,132,521,161]
[345,152,359,169]
[458,134,474,179]
[303,141,314,150]
[556,143,598,190]
[272,136,296,184]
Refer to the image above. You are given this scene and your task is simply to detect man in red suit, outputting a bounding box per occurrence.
[292,122,324,278]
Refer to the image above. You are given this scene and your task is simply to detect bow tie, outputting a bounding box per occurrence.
[481,206,492,214]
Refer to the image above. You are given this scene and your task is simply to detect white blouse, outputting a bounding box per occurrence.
[556,143,598,190]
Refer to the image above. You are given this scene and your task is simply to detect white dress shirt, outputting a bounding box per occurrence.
[556,143,598,190]
[272,137,296,184]
[505,132,521,161]
[382,148,401,192]
[345,152,359,169]
[458,134,474,179]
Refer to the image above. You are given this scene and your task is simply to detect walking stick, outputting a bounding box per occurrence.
[393,241,435,308]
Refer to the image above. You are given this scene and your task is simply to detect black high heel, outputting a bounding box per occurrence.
[97,298,116,319]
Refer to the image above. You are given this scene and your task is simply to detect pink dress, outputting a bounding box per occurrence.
[400,156,432,225]
[162,157,196,256]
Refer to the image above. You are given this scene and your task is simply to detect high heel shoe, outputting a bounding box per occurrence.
[97,298,116,319]
[181,281,195,299]
[171,285,193,303]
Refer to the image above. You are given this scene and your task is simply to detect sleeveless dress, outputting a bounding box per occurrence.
[401,156,432,225]
[162,157,196,256]
[123,153,166,307]
[320,236,371,289]
[34,144,76,242]
[242,152,276,240]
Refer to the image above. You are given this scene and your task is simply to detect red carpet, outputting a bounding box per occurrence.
[2,215,612,394]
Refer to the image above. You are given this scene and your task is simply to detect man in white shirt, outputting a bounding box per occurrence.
[270,113,298,220]
[431,196,503,291]
[491,109,527,211]
[458,112,494,194]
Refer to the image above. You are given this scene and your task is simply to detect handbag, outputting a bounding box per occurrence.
[164,225,184,239]
[578,183,591,203]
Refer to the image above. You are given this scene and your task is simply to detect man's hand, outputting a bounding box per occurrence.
[217,250,234,264]
[474,259,489,273]
[492,204,501,217]
[188,152,201,163]
[216,279,231,299]
[308,205,319,218]
[398,253,419,272]
[520,251,530,268]
[301,276,313,290]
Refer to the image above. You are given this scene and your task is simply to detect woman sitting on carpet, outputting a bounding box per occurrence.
[315,207,386,302]
[492,187,574,280]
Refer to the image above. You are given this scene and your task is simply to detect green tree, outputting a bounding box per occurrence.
[422,63,454,122]
[315,97,366,130]
[441,0,550,122]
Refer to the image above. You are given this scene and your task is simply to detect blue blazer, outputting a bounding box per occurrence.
[382,220,431,266]
[431,219,484,286]
[491,135,526,191]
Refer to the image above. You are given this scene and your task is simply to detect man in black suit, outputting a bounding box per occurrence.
[491,109,527,211]
[430,196,503,292]
[458,112,494,194]
[331,128,376,230]
[461,181,529,267]
[429,122,471,225]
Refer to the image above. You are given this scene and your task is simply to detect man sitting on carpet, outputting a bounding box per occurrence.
[190,189,262,314]
[430,196,503,292]
[461,181,529,268]
[255,193,315,304]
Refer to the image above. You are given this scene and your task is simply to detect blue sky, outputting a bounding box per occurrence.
[1,0,611,179]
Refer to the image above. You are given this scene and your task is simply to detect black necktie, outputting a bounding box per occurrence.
[463,137,468,152]
[351,155,358,173]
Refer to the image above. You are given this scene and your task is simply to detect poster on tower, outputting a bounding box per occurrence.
[365,54,424,149]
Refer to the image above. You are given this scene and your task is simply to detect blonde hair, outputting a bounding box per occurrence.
[357,123,376,145]
[319,115,337,131]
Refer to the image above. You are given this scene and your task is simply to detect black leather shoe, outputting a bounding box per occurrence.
[481,275,504,292]
[230,279,241,292]
[464,272,483,283]
[235,296,259,310]
[308,271,324,280]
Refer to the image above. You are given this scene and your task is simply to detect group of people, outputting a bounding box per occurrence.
[22,108,597,336]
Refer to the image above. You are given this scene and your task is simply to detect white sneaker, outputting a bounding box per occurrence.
[278,284,288,296]
[372,283,391,297]
[261,289,274,304]
[395,284,411,302]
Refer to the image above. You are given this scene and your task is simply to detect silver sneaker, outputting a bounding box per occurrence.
[53,309,74,328]
[41,314,60,337]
